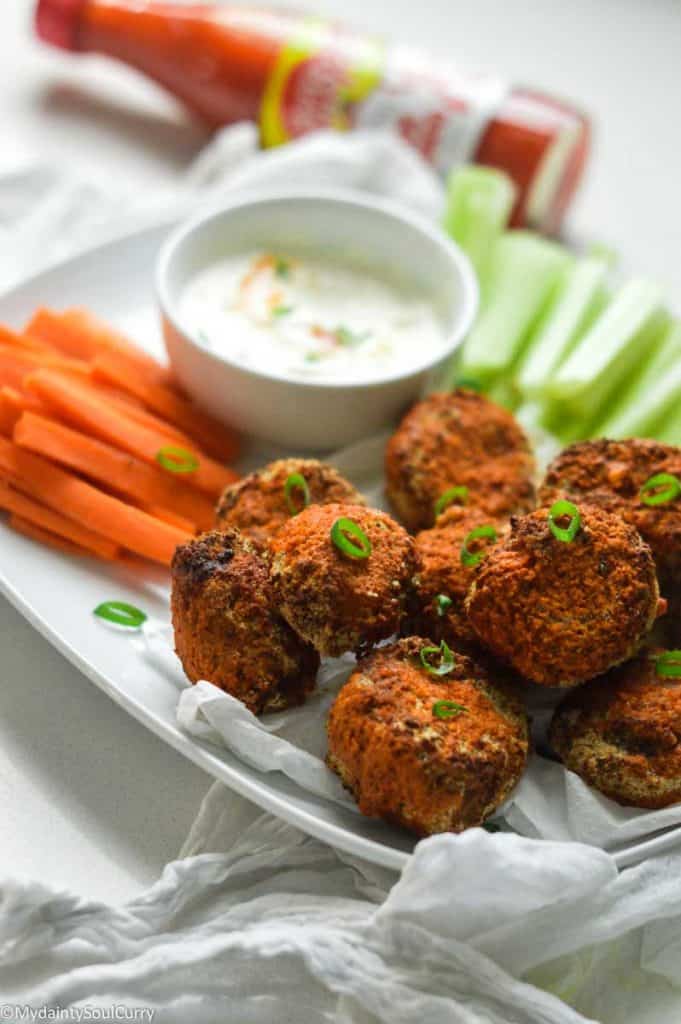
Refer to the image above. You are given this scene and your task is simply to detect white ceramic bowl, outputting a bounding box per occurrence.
[157,188,478,451]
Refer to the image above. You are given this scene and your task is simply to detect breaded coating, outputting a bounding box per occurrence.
[385,390,536,532]
[326,637,529,835]
[405,506,509,651]
[215,458,366,547]
[171,529,319,714]
[466,505,662,687]
[540,438,681,594]
[269,503,417,657]
[550,652,681,808]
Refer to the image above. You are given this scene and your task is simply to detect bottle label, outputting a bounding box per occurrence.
[260,22,507,175]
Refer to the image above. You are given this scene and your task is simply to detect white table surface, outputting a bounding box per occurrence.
[1,0,680,905]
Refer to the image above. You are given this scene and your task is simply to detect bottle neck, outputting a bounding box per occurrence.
[76,1,289,125]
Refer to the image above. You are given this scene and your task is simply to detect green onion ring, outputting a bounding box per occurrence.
[654,650,681,678]
[548,499,581,543]
[434,593,452,617]
[94,601,147,629]
[284,472,311,516]
[639,473,681,507]
[420,639,456,676]
[454,376,482,392]
[432,699,468,719]
[330,517,372,559]
[156,445,200,475]
[434,486,469,519]
[460,524,498,567]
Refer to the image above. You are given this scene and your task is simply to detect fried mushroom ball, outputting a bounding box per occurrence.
[466,505,663,687]
[550,651,681,808]
[269,503,417,657]
[326,637,529,835]
[385,390,536,532]
[539,438,681,597]
[215,458,366,548]
[404,506,509,651]
[171,529,319,714]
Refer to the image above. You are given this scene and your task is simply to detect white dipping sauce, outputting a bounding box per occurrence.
[180,251,445,382]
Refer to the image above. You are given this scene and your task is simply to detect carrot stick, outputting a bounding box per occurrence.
[0,478,119,559]
[9,515,98,559]
[142,503,197,534]
[2,386,46,419]
[13,413,215,531]
[1,388,49,437]
[0,437,190,564]
[0,324,59,355]
[91,352,240,462]
[104,392,195,446]
[25,308,174,386]
[25,370,237,498]
[0,398,17,437]
[0,343,90,384]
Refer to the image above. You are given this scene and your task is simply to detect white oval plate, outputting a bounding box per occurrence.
[0,223,679,872]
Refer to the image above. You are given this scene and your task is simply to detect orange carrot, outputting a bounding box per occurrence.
[0,478,119,559]
[25,308,174,386]
[0,343,90,383]
[0,437,190,564]
[13,413,215,531]
[92,352,240,462]
[26,370,237,498]
[142,503,197,534]
[1,386,46,415]
[0,324,59,355]
[0,387,47,436]
[104,391,194,447]
[9,515,97,559]
[0,398,17,437]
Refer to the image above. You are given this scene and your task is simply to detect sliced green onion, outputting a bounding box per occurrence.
[156,445,200,475]
[420,640,456,677]
[434,486,469,518]
[275,258,291,279]
[334,325,370,347]
[548,500,581,543]
[453,376,483,392]
[434,594,452,617]
[330,517,372,560]
[482,822,502,833]
[432,699,468,719]
[272,304,293,318]
[654,651,681,678]
[460,524,498,567]
[639,473,681,507]
[284,472,311,516]
[94,601,147,629]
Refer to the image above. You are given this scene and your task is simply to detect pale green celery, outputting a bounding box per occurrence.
[546,278,670,421]
[457,231,572,385]
[515,256,610,398]
[486,378,519,411]
[657,402,681,445]
[594,321,681,438]
[443,165,516,291]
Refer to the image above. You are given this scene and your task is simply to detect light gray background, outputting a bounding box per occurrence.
[1,0,680,903]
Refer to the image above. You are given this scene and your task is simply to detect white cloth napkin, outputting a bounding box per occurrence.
[2,127,680,1024]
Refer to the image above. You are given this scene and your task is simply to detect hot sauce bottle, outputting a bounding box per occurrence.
[36,0,590,232]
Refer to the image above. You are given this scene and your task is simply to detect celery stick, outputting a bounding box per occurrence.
[594,321,681,438]
[657,402,681,445]
[515,256,610,397]
[546,279,670,421]
[443,165,516,290]
[457,231,572,385]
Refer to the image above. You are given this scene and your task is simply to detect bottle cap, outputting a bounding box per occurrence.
[35,0,86,52]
